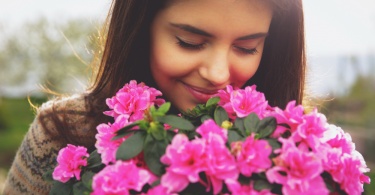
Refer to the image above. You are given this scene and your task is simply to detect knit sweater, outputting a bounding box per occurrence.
[3,95,98,195]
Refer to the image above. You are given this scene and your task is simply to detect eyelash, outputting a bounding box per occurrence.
[175,36,258,55]
[234,46,258,55]
[176,36,205,50]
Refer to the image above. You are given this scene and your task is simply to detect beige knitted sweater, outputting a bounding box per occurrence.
[3,95,98,195]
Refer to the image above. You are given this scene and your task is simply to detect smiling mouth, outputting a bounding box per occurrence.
[182,82,219,103]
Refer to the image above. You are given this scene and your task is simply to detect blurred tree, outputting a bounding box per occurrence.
[0,17,99,94]
[322,72,375,128]
[321,56,375,170]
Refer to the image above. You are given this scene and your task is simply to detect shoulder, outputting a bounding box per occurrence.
[36,94,98,147]
[2,94,96,194]
[38,94,87,116]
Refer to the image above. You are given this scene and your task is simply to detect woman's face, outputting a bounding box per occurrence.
[150,0,273,111]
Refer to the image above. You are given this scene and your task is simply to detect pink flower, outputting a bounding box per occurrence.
[283,176,328,195]
[339,155,371,194]
[321,147,347,183]
[216,85,234,104]
[291,109,328,151]
[332,154,370,195]
[323,124,355,154]
[225,179,274,195]
[196,119,228,142]
[216,85,236,118]
[230,85,268,118]
[52,144,89,183]
[232,134,272,177]
[269,101,305,137]
[266,139,328,195]
[160,171,191,194]
[95,116,130,165]
[217,85,268,119]
[104,80,165,121]
[161,134,206,193]
[204,133,238,194]
[320,129,370,195]
[92,160,152,195]
[162,133,238,194]
[143,185,176,195]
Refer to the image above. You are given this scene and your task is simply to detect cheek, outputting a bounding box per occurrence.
[231,54,262,86]
[151,40,197,78]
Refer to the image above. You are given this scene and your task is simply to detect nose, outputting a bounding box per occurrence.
[198,49,231,87]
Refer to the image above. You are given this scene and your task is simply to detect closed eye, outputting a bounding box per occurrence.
[176,36,205,50]
[233,46,258,55]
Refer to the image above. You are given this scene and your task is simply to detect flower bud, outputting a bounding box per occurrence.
[221,120,233,129]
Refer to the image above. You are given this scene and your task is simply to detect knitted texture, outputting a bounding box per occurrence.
[3,95,97,195]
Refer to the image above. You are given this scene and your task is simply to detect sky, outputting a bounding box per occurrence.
[303,0,375,57]
[1,0,374,56]
[1,0,375,97]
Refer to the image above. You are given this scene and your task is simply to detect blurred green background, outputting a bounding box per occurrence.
[1,1,375,194]
[0,17,99,191]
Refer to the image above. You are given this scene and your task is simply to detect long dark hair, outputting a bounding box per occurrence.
[45,0,306,145]
[89,0,305,110]
[88,0,166,106]
[248,1,306,108]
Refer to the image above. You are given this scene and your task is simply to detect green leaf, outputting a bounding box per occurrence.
[150,105,156,114]
[200,115,212,123]
[157,115,195,131]
[151,179,161,187]
[86,150,103,169]
[81,171,95,189]
[112,129,139,141]
[214,106,229,125]
[186,131,199,140]
[228,130,243,144]
[234,117,245,134]
[166,130,176,142]
[138,120,149,130]
[151,124,167,141]
[113,122,140,140]
[144,137,168,176]
[256,172,267,179]
[325,180,335,192]
[72,182,91,195]
[321,172,335,192]
[157,102,171,114]
[43,169,54,182]
[265,138,281,151]
[144,133,154,144]
[253,179,272,191]
[244,113,260,135]
[182,104,207,118]
[257,117,277,138]
[50,181,74,195]
[116,131,146,160]
[206,96,220,107]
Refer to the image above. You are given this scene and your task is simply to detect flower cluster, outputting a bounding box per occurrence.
[95,81,165,165]
[103,80,165,121]
[91,160,153,195]
[48,81,371,195]
[52,144,89,183]
[217,85,269,119]
[161,120,238,194]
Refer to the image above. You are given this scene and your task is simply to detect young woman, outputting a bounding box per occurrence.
[3,0,305,194]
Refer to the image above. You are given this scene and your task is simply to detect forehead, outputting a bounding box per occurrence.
[156,0,273,36]
[164,0,272,11]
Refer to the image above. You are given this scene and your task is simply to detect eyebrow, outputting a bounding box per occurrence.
[170,23,268,40]
[170,23,212,37]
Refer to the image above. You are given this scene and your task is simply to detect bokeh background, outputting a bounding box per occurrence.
[0,0,374,193]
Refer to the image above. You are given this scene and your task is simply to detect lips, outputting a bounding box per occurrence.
[182,82,219,103]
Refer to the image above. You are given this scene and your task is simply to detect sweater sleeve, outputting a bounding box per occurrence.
[2,95,97,195]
